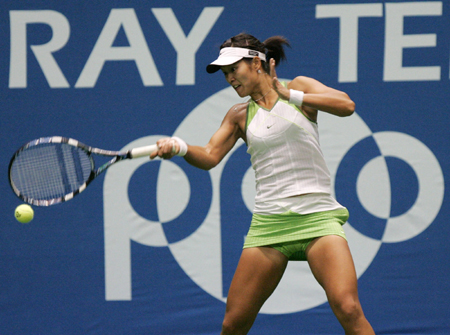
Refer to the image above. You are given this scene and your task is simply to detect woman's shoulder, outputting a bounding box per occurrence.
[227,102,249,116]
[287,76,309,85]
[222,102,249,130]
[287,76,322,91]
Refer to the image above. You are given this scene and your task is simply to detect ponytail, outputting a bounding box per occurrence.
[263,36,290,67]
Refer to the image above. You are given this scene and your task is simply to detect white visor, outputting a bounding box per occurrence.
[206,47,266,73]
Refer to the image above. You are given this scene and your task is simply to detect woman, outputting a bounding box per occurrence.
[151,33,375,335]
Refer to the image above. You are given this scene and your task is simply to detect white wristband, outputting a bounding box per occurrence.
[172,136,188,156]
[289,89,304,106]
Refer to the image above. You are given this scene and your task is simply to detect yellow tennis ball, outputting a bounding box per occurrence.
[15,204,34,224]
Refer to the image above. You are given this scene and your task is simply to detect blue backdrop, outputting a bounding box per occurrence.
[1,1,449,334]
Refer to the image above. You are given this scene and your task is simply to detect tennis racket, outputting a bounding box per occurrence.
[9,136,158,206]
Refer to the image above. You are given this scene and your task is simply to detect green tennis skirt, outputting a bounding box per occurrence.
[243,208,349,259]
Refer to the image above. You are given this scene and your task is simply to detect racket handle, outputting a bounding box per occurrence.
[129,144,158,158]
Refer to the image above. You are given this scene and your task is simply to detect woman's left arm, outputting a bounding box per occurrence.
[288,76,355,117]
[269,58,355,118]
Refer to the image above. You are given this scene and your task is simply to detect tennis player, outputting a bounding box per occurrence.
[151,33,375,335]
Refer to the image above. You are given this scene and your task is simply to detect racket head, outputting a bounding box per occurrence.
[8,137,95,206]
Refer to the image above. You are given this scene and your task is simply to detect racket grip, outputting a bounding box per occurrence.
[129,144,158,158]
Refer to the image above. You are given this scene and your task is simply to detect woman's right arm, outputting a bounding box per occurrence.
[150,103,247,170]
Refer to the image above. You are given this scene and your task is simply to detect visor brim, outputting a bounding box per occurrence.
[206,56,244,73]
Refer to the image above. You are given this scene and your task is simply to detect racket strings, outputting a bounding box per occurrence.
[10,143,92,201]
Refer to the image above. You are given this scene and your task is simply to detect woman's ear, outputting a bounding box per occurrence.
[252,57,262,73]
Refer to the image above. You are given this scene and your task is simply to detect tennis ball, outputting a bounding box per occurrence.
[15,204,34,224]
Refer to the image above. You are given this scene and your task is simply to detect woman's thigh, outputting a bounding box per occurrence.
[306,235,359,304]
[225,247,288,322]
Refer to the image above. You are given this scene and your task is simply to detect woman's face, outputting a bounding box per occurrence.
[221,59,258,98]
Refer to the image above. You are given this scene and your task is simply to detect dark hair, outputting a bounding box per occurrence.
[220,33,290,72]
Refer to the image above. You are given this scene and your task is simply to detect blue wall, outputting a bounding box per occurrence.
[1,1,449,334]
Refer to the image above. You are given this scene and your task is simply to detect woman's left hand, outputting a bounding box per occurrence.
[269,58,290,101]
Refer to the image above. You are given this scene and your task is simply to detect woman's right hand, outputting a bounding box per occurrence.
[150,137,180,160]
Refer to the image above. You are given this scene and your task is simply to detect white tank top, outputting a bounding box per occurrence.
[246,97,339,213]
